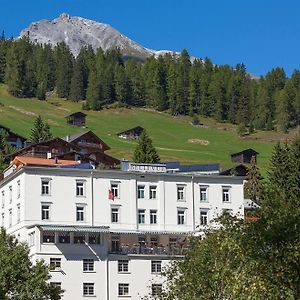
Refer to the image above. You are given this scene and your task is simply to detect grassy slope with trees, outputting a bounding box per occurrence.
[0,84,294,175]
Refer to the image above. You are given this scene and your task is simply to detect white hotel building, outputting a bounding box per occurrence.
[0,163,244,299]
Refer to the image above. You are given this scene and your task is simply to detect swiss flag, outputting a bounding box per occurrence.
[108,189,114,201]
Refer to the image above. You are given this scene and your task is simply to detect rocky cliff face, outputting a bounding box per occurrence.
[19,13,178,59]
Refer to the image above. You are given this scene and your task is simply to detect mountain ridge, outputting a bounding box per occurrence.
[19,13,181,59]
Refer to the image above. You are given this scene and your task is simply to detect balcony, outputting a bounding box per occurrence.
[77,141,103,149]
[110,244,188,256]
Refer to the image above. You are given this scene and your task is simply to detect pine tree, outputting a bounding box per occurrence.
[30,115,53,143]
[114,64,130,104]
[69,56,85,101]
[86,67,102,110]
[55,43,74,98]
[133,130,160,163]
[188,60,202,116]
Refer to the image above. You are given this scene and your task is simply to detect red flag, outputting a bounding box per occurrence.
[108,189,114,201]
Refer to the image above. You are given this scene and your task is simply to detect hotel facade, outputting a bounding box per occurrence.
[0,165,244,299]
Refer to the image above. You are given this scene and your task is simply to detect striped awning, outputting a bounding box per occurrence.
[39,225,110,233]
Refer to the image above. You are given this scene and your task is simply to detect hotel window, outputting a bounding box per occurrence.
[41,179,51,195]
[28,232,35,247]
[177,185,185,201]
[42,231,55,243]
[200,186,208,202]
[111,183,120,199]
[151,260,162,273]
[9,186,12,204]
[149,186,157,199]
[177,209,185,225]
[76,180,85,197]
[41,204,50,220]
[58,232,70,244]
[169,237,178,248]
[17,180,20,199]
[111,235,120,252]
[111,207,119,223]
[74,233,85,244]
[76,206,85,221]
[118,283,129,296]
[17,204,20,223]
[200,209,208,226]
[50,258,61,270]
[150,209,157,224]
[152,284,162,297]
[88,233,101,244]
[222,187,231,202]
[138,209,145,224]
[118,260,129,273]
[8,209,12,227]
[1,213,4,227]
[150,236,158,247]
[137,185,145,199]
[1,191,4,208]
[83,283,94,296]
[83,259,94,272]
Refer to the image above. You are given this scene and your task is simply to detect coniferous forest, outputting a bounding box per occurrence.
[0,35,299,133]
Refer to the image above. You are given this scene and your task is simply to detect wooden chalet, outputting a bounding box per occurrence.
[230,148,258,164]
[7,138,78,161]
[0,125,26,149]
[64,131,119,167]
[117,126,144,140]
[65,131,110,153]
[66,112,87,127]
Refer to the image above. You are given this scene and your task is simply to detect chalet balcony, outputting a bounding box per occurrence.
[77,141,103,149]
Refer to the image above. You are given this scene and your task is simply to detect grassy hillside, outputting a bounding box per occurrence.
[0,84,296,176]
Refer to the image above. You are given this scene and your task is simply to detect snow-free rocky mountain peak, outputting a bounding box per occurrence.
[19,13,179,59]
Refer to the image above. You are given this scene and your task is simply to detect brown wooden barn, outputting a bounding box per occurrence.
[66,112,87,127]
[117,126,144,140]
[230,148,258,164]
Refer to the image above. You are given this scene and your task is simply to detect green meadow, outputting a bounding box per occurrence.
[0,84,283,175]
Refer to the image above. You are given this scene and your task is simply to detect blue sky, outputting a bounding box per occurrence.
[0,0,299,76]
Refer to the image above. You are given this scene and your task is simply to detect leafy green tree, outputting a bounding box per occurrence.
[30,115,53,143]
[0,228,62,299]
[133,130,160,163]
[148,136,300,300]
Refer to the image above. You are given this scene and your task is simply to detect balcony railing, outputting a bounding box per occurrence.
[77,141,102,149]
[109,245,188,256]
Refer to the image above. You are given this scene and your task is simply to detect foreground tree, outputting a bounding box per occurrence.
[0,228,62,299]
[30,115,53,143]
[0,129,15,172]
[244,155,263,205]
[147,136,300,300]
[133,130,160,163]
